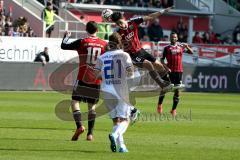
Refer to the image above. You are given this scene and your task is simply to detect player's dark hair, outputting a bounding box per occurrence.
[171,32,178,36]
[111,12,123,23]
[47,2,52,6]
[86,21,98,34]
[107,32,122,50]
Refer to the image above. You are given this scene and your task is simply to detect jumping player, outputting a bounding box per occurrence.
[157,32,193,116]
[111,7,174,93]
[61,21,107,141]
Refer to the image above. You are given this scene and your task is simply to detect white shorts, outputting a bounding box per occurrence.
[108,101,131,119]
[102,89,131,119]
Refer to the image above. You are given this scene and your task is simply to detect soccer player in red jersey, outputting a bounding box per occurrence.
[111,7,174,92]
[61,21,107,141]
[157,32,193,116]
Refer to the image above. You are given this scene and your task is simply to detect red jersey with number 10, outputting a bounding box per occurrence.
[162,44,184,72]
[77,36,107,84]
[117,17,143,54]
[61,36,107,85]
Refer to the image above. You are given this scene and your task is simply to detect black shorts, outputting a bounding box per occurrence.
[46,24,54,34]
[130,48,156,67]
[72,80,100,104]
[163,72,183,85]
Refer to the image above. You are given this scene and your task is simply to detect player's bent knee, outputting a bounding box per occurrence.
[88,109,96,115]
[88,103,96,111]
[153,60,162,66]
[119,117,128,122]
[71,100,79,110]
[143,60,154,70]
[71,100,78,106]
[113,117,121,124]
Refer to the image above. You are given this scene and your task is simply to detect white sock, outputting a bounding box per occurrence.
[117,134,126,149]
[118,121,128,135]
[112,121,128,139]
[111,125,119,139]
[111,123,124,139]
[117,121,129,149]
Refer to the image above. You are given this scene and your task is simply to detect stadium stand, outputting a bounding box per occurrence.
[37,0,60,14]
[68,0,174,8]
[0,13,36,37]
[0,0,36,37]
[1,0,239,45]
[223,0,240,11]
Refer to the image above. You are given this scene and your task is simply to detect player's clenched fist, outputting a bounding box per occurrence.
[64,31,71,37]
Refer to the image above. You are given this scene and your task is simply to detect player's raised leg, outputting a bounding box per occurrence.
[153,60,170,78]
[142,59,173,92]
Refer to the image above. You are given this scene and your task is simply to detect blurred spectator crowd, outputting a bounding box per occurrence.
[68,0,173,8]
[223,0,240,11]
[1,0,240,45]
[138,19,189,43]
[192,23,240,45]
[0,0,36,37]
[138,18,240,45]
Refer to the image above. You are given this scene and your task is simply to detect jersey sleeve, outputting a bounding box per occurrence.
[130,17,144,25]
[61,36,82,50]
[94,57,103,71]
[125,52,133,69]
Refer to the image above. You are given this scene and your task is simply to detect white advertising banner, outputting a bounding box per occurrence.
[0,36,78,63]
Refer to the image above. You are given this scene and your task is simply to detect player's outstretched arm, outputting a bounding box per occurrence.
[61,31,81,50]
[143,6,173,22]
[182,43,194,54]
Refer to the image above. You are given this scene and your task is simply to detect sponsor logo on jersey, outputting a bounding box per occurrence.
[171,48,181,55]
[125,32,134,41]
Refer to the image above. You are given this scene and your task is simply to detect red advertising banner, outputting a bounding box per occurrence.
[192,45,240,58]
[153,42,240,59]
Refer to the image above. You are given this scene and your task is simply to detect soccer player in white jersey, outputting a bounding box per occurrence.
[94,32,134,153]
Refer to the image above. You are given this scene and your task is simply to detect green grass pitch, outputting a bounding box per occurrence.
[0,91,240,160]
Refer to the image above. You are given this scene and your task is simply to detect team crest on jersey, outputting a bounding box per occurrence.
[129,25,134,30]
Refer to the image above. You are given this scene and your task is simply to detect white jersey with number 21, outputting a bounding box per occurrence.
[95,49,133,118]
